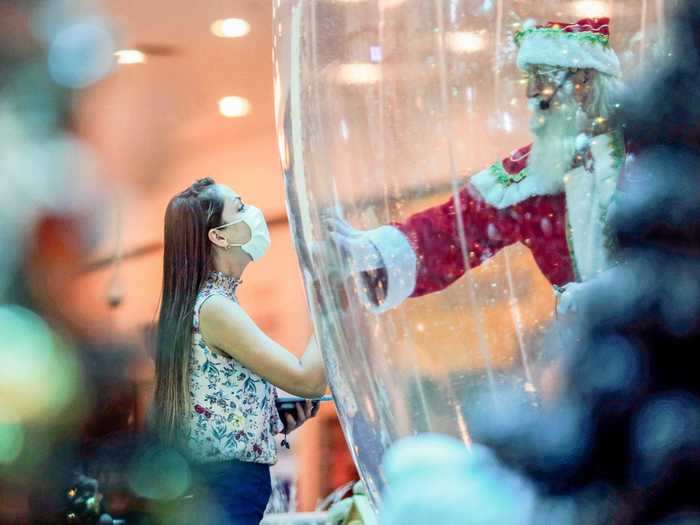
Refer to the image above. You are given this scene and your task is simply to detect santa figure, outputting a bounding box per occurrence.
[328,17,627,314]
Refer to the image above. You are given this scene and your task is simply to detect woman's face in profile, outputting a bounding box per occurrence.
[216,184,264,262]
[215,184,253,247]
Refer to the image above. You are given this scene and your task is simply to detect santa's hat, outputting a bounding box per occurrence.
[516,17,621,77]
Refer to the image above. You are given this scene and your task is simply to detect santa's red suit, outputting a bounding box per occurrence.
[355,18,627,312]
[364,133,625,311]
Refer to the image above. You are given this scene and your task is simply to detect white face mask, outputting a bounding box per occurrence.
[221,205,271,261]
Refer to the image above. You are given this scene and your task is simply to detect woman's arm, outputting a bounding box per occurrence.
[199,295,327,398]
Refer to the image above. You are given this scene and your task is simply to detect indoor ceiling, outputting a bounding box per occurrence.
[80,0,285,264]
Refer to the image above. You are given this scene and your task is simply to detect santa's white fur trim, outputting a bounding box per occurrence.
[363,225,417,313]
[470,163,564,209]
[564,133,621,280]
[517,32,621,77]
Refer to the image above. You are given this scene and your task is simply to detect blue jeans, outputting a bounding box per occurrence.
[196,459,272,525]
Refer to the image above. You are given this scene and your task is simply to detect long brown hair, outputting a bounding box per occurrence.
[153,177,224,444]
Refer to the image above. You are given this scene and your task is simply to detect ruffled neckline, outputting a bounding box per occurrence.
[206,271,242,299]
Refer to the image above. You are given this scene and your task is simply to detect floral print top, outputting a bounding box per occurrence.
[186,271,284,464]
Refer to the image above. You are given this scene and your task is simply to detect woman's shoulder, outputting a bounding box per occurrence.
[197,293,249,335]
[193,284,238,332]
[196,284,229,306]
[198,292,242,316]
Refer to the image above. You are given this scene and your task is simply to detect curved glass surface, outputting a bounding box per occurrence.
[273,0,672,506]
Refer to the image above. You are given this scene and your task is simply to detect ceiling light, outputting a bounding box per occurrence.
[114,49,146,64]
[574,1,610,18]
[446,31,485,53]
[322,0,405,6]
[334,63,381,85]
[211,18,251,38]
[378,0,406,7]
[218,96,251,118]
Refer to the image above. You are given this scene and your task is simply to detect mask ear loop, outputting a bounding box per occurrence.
[214,218,247,250]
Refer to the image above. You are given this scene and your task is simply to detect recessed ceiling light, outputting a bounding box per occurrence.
[446,32,485,54]
[574,1,610,18]
[378,0,406,7]
[218,96,251,117]
[324,0,406,5]
[211,18,251,38]
[334,63,382,85]
[114,49,146,64]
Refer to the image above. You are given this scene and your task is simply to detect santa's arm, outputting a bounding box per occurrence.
[399,185,513,295]
[329,146,530,313]
[364,184,513,311]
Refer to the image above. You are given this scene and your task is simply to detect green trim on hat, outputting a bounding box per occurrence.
[515,27,610,48]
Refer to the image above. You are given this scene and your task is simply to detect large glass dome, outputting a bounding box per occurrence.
[273,0,672,507]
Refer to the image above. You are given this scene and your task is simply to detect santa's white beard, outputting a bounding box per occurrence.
[528,92,590,189]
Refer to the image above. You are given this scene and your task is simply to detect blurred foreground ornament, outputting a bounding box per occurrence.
[0,305,80,426]
[0,1,124,524]
[47,17,116,88]
[32,0,117,88]
[64,473,121,525]
[380,434,535,525]
[127,446,192,501]
[0,0,107,300]
[0,421,24,464]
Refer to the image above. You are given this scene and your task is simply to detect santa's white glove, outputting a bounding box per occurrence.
[325,217,384,275]
[555,281,586,315]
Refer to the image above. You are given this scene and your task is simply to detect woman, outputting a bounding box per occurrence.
[153,177,326,524]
